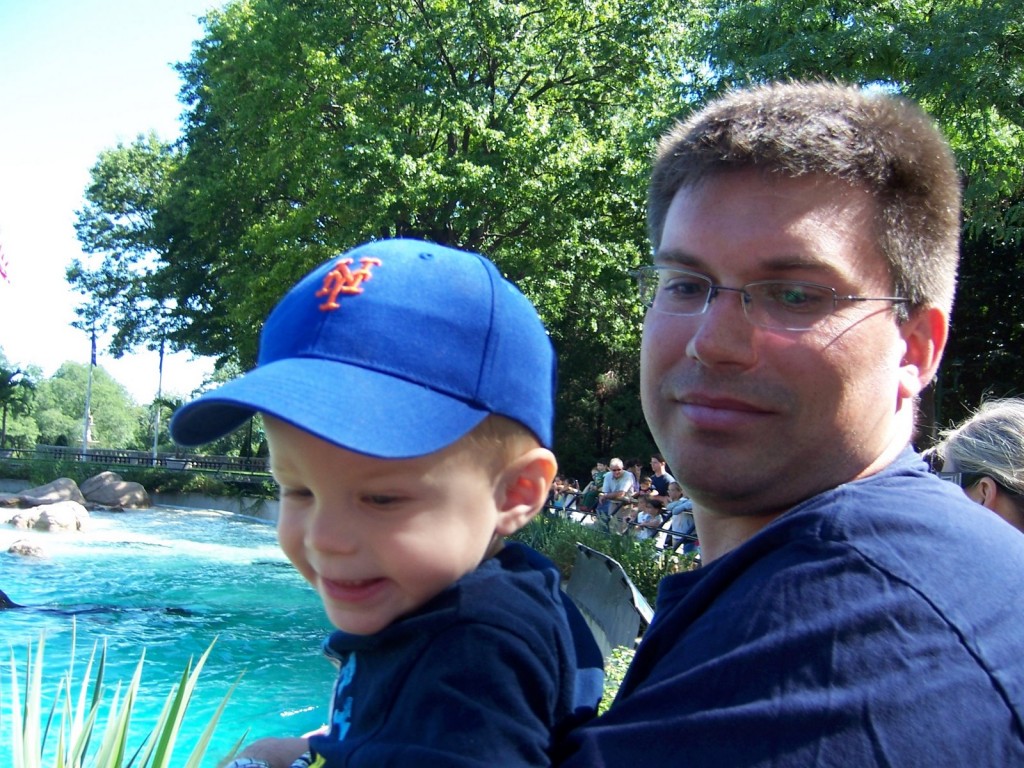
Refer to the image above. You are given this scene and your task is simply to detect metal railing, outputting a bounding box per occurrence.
[2,445,269,474]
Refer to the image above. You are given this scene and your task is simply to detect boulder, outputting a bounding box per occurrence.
[7,539,45,557]
[9,501,89,532]
[81,471,151,509]
[18,478,86,507]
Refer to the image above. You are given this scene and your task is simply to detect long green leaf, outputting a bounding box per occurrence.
[183,670,245,768]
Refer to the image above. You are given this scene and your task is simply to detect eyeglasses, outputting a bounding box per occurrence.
[937,471,1023,499]
[936,471,986,489]
[631,265,910,332]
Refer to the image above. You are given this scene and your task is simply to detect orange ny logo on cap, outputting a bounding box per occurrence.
[316,257,382,310]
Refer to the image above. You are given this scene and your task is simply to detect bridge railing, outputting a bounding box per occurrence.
[2,445,269,474]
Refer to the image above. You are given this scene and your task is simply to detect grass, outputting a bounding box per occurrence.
[2,622,245,768]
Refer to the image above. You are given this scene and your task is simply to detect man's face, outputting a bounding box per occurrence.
[641,170,922,517]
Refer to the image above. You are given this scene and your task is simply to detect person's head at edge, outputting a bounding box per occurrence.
[168,239,558,636]
[935,397,1024,532]
[641,81,961,562]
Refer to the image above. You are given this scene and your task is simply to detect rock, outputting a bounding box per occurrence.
[0,493,21,508]
[7,539,45,557]
[37,501,90,531]
[18,478,86,507]
[81,471,151,509]
[9,501,89,532]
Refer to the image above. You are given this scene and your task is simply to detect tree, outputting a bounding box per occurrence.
[675,0,1024,435]
[70,133,186,363]
[0,350,38,450]
[32,363,144,449]
[78,0,693,470]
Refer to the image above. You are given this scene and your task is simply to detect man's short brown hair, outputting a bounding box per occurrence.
[648,81,962,314]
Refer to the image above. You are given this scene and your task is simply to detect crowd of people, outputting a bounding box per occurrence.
[547,455,699,554]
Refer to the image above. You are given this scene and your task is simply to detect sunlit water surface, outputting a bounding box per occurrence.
[0,506,335,766]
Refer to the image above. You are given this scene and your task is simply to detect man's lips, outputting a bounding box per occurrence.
[675,392,774,429]
[320,576,389,604]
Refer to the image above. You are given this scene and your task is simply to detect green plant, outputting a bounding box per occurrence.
[510,514,694,606]
[3,625,245,768]
[0,457,276,500]
[600,646,636,714]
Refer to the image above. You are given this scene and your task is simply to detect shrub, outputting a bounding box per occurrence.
[510,513,696,606]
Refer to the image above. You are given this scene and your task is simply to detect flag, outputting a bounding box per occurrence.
[90,331,97,367]
[0,240,9,284]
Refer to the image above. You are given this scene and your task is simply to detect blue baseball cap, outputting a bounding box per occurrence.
[169,239,556,457]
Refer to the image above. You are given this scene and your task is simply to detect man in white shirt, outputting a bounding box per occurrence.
[597,458,634,530]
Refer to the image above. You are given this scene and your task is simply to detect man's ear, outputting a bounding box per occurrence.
[494,447,558,537]
[898,306,948,399]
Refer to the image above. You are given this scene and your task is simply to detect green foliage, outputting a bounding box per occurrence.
[510,513,689,605]
[3,630,242,768]
[72,0,691,472]
[0,350,40,451]
[69,134,185,361]
[30,363,143,449]
[601,646,635,714]
[0,457,274,500]
[69,0,1024,458]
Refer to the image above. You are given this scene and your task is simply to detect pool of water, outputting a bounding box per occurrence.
[0,506,336,766]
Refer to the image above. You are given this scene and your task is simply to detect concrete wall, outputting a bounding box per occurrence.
[151,492,279,523]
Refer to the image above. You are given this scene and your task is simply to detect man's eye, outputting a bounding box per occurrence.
[765,283,829,313]
[661,276,707,300]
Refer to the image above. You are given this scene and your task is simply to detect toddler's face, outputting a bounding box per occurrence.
[266,416,506,635]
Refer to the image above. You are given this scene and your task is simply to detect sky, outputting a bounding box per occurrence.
[0,0,226,404]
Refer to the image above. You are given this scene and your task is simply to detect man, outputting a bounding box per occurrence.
[648,454,675,496]
[596,458,633,530]
[557,81,1024,765]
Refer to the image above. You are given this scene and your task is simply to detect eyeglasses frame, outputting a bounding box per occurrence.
[630,265,911,332]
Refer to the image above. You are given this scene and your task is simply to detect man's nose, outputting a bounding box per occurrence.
[685,287,758,368]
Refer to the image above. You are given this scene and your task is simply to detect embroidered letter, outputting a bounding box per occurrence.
[316,257,382,310]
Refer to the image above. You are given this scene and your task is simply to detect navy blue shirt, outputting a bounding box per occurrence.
[310,542,603,767]
[559,449,1024,766]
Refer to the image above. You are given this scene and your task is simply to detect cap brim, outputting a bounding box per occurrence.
[169,358,489,459]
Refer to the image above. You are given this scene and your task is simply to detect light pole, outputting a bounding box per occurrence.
[81,325,96,455]
[151,336,165,465]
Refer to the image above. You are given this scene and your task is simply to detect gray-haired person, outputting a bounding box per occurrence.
[935,397,1024,532]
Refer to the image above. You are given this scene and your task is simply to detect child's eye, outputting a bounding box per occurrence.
[362,495,405,508]
[279,486,313,500]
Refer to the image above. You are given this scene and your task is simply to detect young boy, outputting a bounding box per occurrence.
[169,239,603,768]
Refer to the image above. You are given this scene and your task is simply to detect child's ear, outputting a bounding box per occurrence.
[494,447,558,536]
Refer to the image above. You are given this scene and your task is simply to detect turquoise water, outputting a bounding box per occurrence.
[0,506,336,766]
